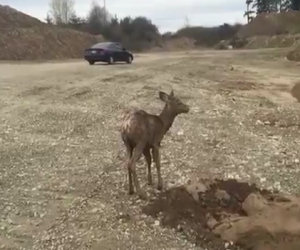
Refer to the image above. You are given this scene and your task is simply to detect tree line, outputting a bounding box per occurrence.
[46,0,160,51]
[245,0,300,23]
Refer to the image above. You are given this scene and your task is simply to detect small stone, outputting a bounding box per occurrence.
[91,208,99,213]
[256,120,264,125]
[154,220,160,226]
[260,177,266,183]
[274,181,281,190]
[206,215,218,229]
[295,159,299,164]
[225,242,230,248]
[7,218,14,225]
[177,130,184,136]
[215,189,231,201]
[242,193,267,216]
[177,224,183,232]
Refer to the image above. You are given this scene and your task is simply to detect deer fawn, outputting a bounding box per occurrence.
[120,90,189,199]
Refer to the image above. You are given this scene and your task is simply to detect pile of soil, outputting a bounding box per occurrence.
[287,44,300,62]
[0,5,103,60]
[291,82,300,101]
[238,11,300,38]
[143,179,300,250]
[218,11,300,50]
[151,37,197,52]
[245,34,300,49]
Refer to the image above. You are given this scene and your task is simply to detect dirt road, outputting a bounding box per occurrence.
[1,49,300,250]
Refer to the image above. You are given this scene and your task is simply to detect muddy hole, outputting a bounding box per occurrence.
[291,82,300,102]
[143,179,300,250]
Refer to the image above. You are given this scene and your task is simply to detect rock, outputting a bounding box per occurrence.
[260,177,267,183]
[185,181,207,202]
[177,130,184,136]
[7,218,14,225]
[91,208,99,213]
[177,224,183,232]
[295,159,299,164]
[242,193,268,216]
[274,181,281,191]
[256,120,264,125]
[154,220,160,226]
[215,189,231,201]
[206,214,218,229]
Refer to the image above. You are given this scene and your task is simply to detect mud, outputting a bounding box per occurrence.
[143,179,265,249]
[144,179,300,250]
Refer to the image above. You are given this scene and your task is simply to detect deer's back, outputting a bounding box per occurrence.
[121,109,163,147]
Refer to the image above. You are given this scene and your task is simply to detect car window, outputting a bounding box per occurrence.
[115,43,122,49]
[113,43,123,50]
[108,43,117,50]
[91,42,112,49]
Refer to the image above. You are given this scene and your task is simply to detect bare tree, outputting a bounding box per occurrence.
[184,15,190,28]
[45,12,53,24]
[49,0,75,24]
[87,1,110,34]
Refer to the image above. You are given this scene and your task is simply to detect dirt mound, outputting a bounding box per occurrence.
[151,37,197,52]
[0,5,103,60]
[239,11,300,38]
[287,44,300,61]
[291,82,300,101]
[245,34,300,49]
[0,5,41,29]
[235,11,300,50]
[143,179,300,250]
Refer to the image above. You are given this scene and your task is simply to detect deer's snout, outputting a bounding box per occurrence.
[182,104,190,113]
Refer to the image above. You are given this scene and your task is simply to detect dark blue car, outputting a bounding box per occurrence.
[84,42,134,65]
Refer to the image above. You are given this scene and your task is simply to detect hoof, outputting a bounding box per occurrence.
[129,190,134,195]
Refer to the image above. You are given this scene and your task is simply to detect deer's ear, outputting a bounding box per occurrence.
[170,90,174,97]
[159,91,169,102]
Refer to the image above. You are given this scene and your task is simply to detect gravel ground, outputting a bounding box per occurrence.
[0,49,300,250]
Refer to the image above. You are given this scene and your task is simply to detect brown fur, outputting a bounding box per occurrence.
[120,91,189,199]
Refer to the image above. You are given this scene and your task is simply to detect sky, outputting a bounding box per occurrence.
[0,0,246,32]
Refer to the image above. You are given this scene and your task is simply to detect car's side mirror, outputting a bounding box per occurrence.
[122,48,126,51]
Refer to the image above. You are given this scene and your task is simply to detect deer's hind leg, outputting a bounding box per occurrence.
[143,147,152,185]
[130,142,147,200]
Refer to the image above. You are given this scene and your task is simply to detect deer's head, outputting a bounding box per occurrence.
[159,90,189,115]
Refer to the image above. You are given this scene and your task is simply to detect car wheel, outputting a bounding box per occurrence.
[126,56,133,64]
[108,56,114,65]
[89,61,95,65]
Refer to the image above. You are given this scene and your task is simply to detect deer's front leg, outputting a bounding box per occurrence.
[143,148,152,185]
[153,146,163,190]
